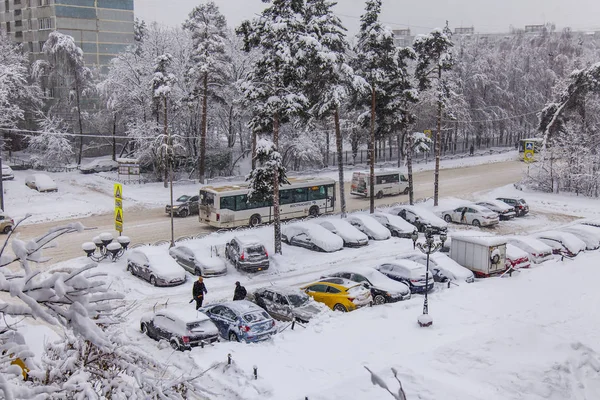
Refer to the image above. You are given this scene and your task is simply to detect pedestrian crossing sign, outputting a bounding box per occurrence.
[525,142,534,151]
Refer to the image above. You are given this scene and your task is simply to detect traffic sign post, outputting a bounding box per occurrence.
[114,183,123,233]
[524,141,535,163]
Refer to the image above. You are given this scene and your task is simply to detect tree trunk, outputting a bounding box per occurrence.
[370,85,376,214]
[198,73,208,184]
[334,107,346,217]
[75,83,84,165]
[325,128,330,167]
[112,114,117,161]
[273,112,282,254]
[251,130,257,170]
[406,129,415,205]
[397,132,402,168]
[433,67,442,206]
[163,96,169,188]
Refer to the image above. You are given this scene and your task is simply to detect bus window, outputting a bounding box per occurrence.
[308,185,327,200]
[220,196,235,211]
[199,191,214,206]
[400,174,408,182]
[235,194,249,211]
[280,189,293,205]
[292,188,308,203]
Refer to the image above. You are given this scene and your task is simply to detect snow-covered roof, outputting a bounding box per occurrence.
[506,243,529,260]
[318,277,360,289]
[218,300,265,316]
[506,236,553,253]
[389,205,448,227]
[129,246,186,279]
[257,286,306,297]
[116,158,139,163]
[450,232,507,247]
[158,307,211,325]
[534,231,586,253]
[283,222,344,252]
[389,259,427,272]
[349,214,391,238]
[316,218,368,242]
[236,235,263,247]
[476,199,513,211]
[27,173,57,191]
[373,212,416,232]
[330,265,409,293]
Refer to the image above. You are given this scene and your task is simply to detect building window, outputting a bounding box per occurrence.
[38,17,51,30]
[28,42,33,53]
[38,0,49,6]
[27,19,32,30]
[15,20,22,27]
[6,22,10,33]
[4,1,9,12]
[15,31,22,38]
[38,41,45,52]
[15,0,21,4]
[15,9,21,17]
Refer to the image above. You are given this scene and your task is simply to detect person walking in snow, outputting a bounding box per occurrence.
[192,276,207,310]
[233,281,247,301]
[469,144,474,156]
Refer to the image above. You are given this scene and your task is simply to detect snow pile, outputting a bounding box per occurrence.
[534,231,587,254]
[282,222,344,252]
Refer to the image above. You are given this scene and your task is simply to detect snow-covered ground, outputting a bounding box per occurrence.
[3,151,518,225]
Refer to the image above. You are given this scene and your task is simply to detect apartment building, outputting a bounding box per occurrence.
[0,0,134,66]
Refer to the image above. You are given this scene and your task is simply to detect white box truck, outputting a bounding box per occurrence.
[450,233,507,278]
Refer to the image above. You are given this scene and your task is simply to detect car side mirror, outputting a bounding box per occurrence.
[362,283,371,289]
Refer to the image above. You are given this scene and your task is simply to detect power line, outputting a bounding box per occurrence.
[2,127,137,140]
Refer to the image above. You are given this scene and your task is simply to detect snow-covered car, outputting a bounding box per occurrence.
[0,211,14,234]
[126,247,187,287]
[533,231,586,257]
[200,300,278,343]
[441,205,499,227]
[476,200,516,220]
[562,225,600,251]
[325,266,411,305]
[1,165,14,180]
[25,173,58,192]
[169,243,227,277]
[140,308,219,351]
[316,219,369,247]
[165,194,199,218]
[371,212,416,238]
[388,205,448,234]
[506,243,531,269]
[225,236,269,272]
[506,236,554,263]
[251,286,328,323]
[282,222,344,252]
[376,260,434,293]
[400,252,475,283]
[496,196,529,217]
[346,214,391,240]
[79,158,118,174]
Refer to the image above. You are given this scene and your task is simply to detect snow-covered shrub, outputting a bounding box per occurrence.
[28,116,74,168]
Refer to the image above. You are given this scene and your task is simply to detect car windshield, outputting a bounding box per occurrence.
[177,195,191,202]
[287,293,309,307]
[519,199,527,204]
[199,191,214,206]
[246,245,264,255]
[243,311,269,323]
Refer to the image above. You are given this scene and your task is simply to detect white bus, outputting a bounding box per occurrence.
[199,177,336,228]
[350,170,409,198]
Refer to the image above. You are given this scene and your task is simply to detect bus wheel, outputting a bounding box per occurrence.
[249,214,261,227]
[309,206,319,217]
[376,191,384,199]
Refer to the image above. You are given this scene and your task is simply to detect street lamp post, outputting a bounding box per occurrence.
[82,233,130,262]
[411,228,447,327]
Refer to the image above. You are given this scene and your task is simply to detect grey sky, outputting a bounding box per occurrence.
[135,0,600,35]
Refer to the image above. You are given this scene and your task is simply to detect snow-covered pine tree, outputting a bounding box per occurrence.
[32,31,93,165]
[237,0,309,254]
[247,138,289,217]
[352,0,400,213]
[183,1,230,184]
[150,53,177,188]
[413,23,454,206]
[28,116,74,168]
[304,0,368,217]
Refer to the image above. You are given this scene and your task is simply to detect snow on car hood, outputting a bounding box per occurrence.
[349,214,391,240]
[29,174,57,191]
[389,205,448,228]
[508,236,553,254]
[506,244,529,261]
[283,222,343,252]
[535,231,586,254]
[428,253,474,281]
[132,247,186,280]
[316,219,368,243]
[377,212,415,233]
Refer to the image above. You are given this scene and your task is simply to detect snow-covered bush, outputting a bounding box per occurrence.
[28,116,74,168]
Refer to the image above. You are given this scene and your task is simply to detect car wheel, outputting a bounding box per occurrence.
[403,187,409,195]
[444,215,452,223]
[472,219,481,227]
[170,338,182,351]
[150,276,157,286]
[229,332,239,342]
[376,191,384,199]
[249,214,261,227]
[179,209,189,218]
[333,304,347,312]
[309,206,320,217]
[373,295,386,305]
[126,264,134,274]
[3,226,11,234]
[140,323,149,335]
[195,268,202,276]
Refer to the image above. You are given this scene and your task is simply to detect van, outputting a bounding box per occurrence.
[350,170,408,198]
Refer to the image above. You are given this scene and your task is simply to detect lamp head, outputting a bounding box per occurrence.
[82,242,96,257]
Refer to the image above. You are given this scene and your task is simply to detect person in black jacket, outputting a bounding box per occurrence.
[233,281,247,301]
[192,276,207,310]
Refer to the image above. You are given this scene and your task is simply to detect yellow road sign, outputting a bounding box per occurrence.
[114,183,123,200]
[424,129,432,138]
[115,221,123,232]
[115,199,122,209]
[115,209,123,223]
[524,149,534,163]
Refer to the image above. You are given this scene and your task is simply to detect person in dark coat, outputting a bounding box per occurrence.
[469,144,474,156]
[192,276,207,310]
[233,281,247,301]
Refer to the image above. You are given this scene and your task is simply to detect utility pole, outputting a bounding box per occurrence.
[0,132,4,211]
[165,96,174,248]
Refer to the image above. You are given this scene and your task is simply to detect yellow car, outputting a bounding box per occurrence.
[301,278,372,312]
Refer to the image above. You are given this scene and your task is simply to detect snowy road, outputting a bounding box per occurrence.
[16,160,524,263]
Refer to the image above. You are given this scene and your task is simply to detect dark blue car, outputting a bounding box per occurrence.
[200,300,277,343]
